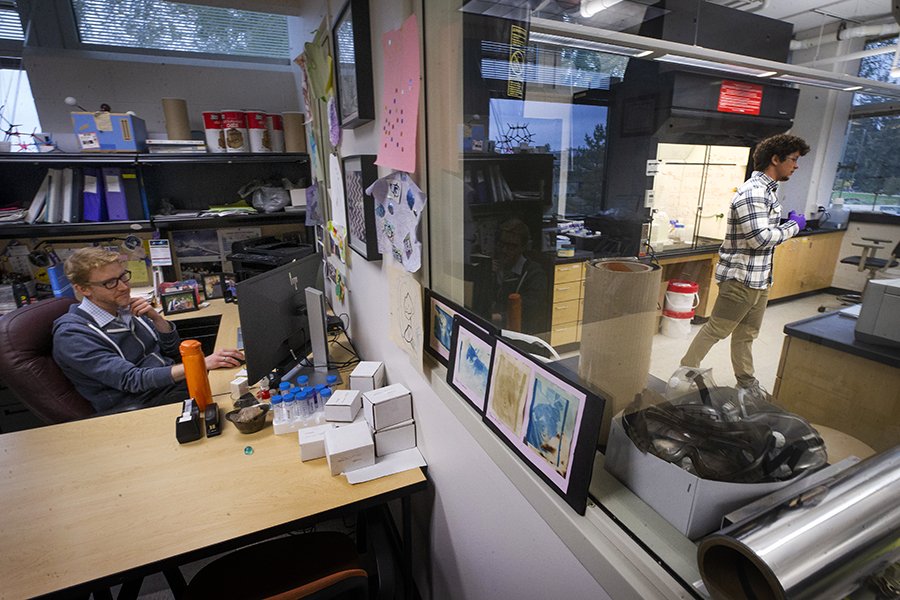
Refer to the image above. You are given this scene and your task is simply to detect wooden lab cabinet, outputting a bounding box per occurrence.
[768,231,844,300]
[550,260,586,347]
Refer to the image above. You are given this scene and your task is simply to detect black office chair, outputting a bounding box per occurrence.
[182,532,368,600]
[838,237,900,302]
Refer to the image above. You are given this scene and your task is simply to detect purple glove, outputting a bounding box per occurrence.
[788,210,806,231]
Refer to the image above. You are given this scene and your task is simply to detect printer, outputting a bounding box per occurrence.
[226,236,315,281]
[854,278,900,348]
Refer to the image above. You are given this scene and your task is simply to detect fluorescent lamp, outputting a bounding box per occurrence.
[756,71,778,78]
[655,54,775,78]
[580,0,625,18]
[843,86,863,91]
[529,31,651,58]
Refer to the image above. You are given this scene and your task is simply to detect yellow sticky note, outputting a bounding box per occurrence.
[126,260,150,284]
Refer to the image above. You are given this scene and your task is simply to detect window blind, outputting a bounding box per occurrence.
[71,0,289,59]
[0,6,24,41]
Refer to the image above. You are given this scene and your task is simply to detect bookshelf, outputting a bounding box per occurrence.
[0,153,311,239]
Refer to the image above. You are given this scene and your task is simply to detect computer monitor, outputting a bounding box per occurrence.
[236,251,324,385]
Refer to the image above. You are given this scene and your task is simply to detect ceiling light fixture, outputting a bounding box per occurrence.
[580,0,626,18]
[529,16,900,99]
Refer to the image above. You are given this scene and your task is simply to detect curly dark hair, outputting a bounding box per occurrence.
[753,134,810,171]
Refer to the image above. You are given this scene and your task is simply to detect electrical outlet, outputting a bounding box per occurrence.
[644,190,655,208]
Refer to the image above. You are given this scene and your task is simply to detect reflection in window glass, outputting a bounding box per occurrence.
[852,37,900,106]
[832,115,900,211]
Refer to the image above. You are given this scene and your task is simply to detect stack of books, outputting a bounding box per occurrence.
[145,140,208,154]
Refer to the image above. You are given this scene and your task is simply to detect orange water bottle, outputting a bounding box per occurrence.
[180,340,213,411]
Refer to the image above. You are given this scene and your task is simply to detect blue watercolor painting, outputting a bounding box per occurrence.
[434,304,453,353]
[456,333,490,402]
[525,373,579,477]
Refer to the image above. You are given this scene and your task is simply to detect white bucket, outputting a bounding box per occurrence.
[664,279,699,312]
[660,309,693,339]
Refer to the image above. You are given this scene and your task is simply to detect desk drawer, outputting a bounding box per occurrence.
[553,283,582,303]
[551,302,579,326]
[554,263,584,284]
[550,324,579,346]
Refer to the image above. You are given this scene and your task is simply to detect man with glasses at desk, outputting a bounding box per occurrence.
[52,246,243,414]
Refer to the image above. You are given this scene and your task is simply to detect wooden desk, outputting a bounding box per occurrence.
[0,300,426,600]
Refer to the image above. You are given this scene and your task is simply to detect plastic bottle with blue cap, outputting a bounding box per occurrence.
[281,393,295,424]
[270,395,284,423]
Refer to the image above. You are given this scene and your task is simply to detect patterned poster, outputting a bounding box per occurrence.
[365,171,427,272]
[375,14,420,174]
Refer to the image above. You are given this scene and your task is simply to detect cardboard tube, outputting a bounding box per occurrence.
[283,112,307,153]
[506,293,522,332]
[578,259,661,445]
[161,98,191,141]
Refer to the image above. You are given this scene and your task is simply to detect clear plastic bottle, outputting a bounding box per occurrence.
[319,388,333,412]
[313,384,327,415]
[270,395,284,423]
[296,390,310,424]
[278,382,291,398]
[281,393,295,424]
[297,375,309,388]
[326,375,338,390]
[302,386,315,412]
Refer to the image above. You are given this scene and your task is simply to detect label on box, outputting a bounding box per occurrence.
[94,112,113,132]
[79,133,100,150]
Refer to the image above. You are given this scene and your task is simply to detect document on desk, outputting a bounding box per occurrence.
[345,448,426,484]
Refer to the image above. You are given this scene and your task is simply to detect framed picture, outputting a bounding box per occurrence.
[222,273,238,303]
[482,338,606,515]
[331,0,375,129]
[447,315,495,413]
[162,290,199,316]
[425,289,495,367]
[343,154,380,261]
[202,273,224,300]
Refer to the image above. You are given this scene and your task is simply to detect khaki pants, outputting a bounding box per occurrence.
[680,279,769,389]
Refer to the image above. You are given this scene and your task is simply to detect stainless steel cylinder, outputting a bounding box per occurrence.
[698,443,900,600]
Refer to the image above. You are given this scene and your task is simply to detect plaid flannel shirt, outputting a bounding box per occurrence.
[715,171,800,289]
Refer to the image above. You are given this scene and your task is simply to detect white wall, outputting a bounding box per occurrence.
[320,0,615,598]
[778,27,864,219]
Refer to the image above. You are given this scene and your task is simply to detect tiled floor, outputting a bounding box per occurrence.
[648,292,844,394]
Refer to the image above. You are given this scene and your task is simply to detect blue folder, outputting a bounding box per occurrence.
[82,167,106,222]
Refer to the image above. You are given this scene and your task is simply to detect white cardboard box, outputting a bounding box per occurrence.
[350,361,385,392]
[374,419,416,457]
[604,413,795,539]
[298,423,334,462]
[325,389,361,423]
[324,421,374,476]
[363,383,412,431]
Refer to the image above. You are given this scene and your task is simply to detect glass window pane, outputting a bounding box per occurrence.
[71,0,290,59]
[832,115,900,211]
[852,37,900,106]
[0,68,43,151]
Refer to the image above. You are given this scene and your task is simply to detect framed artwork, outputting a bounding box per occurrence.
[343,154,380,261]
[202,273,224,300]
[482,338,606,515]
[446,315,495,413]
[425,289,495,367]
[162,290,199,316]
[331,0,375,129]
[222,273,238,303]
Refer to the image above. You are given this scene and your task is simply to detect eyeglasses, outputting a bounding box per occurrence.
[88,270,132,290]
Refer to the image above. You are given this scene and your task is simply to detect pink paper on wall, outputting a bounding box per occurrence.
[375,14,420,174]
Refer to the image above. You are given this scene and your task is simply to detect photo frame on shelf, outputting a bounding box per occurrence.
[161,290,199,316]
[446,314,495,414]
[202,273,224,300]
[482,338,605,515]
[222,273,237,303]
[425,289,495,367]
[343,154,380,261]
[331,0,375,129]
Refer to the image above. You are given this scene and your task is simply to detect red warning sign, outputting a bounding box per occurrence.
[718,80,763,115]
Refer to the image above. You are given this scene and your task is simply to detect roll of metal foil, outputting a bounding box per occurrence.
[698,443,900,600]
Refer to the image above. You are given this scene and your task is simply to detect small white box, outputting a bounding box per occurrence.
[325,389,361,422]
[230,377,249,400]
[350,361,385,392]
[604,413,795,539]
[374,419,416,456]
[324,421,374,476]
[363,383,413,431]
[298,423,333,461]
[289,187,307,207]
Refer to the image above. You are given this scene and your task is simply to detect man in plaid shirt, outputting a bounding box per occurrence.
[681,134,810,397]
